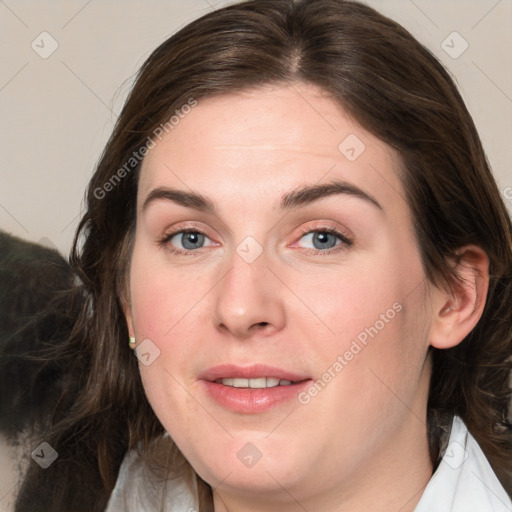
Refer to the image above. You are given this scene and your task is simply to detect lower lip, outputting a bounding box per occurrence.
[201,380,312,414]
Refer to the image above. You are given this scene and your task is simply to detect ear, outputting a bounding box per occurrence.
[429,245,489,349]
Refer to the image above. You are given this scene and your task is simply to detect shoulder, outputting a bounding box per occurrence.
[415,416,512,512]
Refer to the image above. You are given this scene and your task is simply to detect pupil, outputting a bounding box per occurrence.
[313,232,336,250]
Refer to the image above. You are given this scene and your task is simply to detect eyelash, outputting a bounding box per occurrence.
[158,225,353,257]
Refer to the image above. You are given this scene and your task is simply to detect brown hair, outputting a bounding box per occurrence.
[15,0,511,510]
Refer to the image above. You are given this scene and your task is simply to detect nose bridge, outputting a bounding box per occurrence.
[212,240,286,338]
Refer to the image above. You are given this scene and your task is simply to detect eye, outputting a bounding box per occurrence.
[162,229,216,254]
[295,228,352,254]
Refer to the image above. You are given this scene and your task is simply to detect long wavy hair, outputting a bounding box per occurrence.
[14,0,511,510]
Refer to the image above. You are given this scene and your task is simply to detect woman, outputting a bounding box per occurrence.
[11,0,511,511]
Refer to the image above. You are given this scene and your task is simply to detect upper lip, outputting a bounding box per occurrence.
[199,364,311,383]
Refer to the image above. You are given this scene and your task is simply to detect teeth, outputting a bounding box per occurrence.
[216,377,294,388]
[249,378,267,388]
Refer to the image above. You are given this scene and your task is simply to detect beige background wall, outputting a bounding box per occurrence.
[1,0,511,255]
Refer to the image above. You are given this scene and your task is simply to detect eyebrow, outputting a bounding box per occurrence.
[142,180,382,213]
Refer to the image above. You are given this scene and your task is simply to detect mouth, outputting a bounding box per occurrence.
[199,364,312,413]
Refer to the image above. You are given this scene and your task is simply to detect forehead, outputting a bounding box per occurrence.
[138,82,405,215]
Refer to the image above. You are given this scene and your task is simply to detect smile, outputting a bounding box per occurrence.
[200,364,312,413]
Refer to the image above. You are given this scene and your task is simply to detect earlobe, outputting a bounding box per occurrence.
[429,245,489,350]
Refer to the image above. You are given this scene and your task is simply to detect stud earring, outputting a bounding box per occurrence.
[129,336,136,348]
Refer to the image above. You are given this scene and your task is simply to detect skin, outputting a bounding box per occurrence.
[124,82,489,512]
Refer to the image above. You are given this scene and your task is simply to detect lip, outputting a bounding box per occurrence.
[199,364,312,414]
[199,363,310,382]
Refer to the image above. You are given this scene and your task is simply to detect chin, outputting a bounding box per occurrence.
[186,435,306,493]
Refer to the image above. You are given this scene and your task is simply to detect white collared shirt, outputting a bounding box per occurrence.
[414,416,511,511]
[105,416,511,512]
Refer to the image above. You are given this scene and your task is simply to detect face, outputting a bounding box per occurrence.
[125,83,436,508]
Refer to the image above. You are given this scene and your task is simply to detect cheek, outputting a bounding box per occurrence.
[295,244,430,406]
[291,257,409,352]
[128,243,205,342]
[127,246,212,430]
[288,268,430,481]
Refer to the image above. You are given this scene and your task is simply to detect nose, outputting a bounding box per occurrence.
[212,246,286,340]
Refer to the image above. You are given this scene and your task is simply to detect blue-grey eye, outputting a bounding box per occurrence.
[299,231,341,250]
[171,231,206,250]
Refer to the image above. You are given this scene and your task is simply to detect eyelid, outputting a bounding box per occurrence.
[161,221,213,239]
[293,222,353,244]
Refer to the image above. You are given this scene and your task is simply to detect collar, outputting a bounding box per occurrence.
[414,416,511,511]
